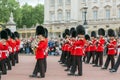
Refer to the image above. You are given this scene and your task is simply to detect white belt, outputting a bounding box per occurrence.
[108,48,115,50]
[75,46,82,49]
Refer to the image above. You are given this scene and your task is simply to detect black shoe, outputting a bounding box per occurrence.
[75,74,82,76]
[93,64,98,67]
[8,68,12,70]
[64,68,69,71]
[62,64,67,67]
[101,67,107,70]
[60,62,63,64]
[37,76,45,78]
[110,69,116,73]
[67,73,75,76]
[58,60,61,62]
[109,68,112,70]
[2,72,7,75]
[29,74,37,78]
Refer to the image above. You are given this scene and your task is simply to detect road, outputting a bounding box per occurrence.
[2,55,120,80]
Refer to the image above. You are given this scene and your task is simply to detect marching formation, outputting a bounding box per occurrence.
[0,29,20,75]
[58,25,120,76]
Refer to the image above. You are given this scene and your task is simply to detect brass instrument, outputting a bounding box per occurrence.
[31,37,40,54]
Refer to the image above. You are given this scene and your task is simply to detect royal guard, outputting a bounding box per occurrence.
[93,28,105,67]
[5,29,15,67]
[102,29,117,70]
[29,25,46,78]
[68,25,86,76]
[65,28,77,71]
[4,29,12,70]
[10,33,16,66]
[59,32,66,64]
[14,31,20,63]
[0,30,9,74]
[84,34,91,63]
[62,29,70,66]
[87,31,97,64]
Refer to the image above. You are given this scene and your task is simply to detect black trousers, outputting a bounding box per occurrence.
[83,52,88,62]
[87,51,96,64]
[104,55,115,69]
[0,59,7,74]
[44,57,47,73]
[62,51,67,64]
[5,56,12,70]
[14,51,19,63]
[113,54,120,71]
[33,59,45,77]
[95,52,103,66]
[70,56,82,75]
[9,53,15,66]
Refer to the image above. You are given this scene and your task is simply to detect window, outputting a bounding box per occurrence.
[83,0,86,2]
[58,11,63,21]
[66,0,71,4]
[106,10,110,19]
[93,11,98,20]
[58,0,63,6]
[66,11,71,20]
[82,11,85,21]
[93,0,98,2]
[50,0,55,7]
[50,12,55,21]
[119,8,120,18]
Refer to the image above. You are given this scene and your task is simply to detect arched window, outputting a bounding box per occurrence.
[104,5,111,19]
[92,6,99,20]
[57,10,63,21]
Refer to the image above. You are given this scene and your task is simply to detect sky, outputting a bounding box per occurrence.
[18,0,44,6]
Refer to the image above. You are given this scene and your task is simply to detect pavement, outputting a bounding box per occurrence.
[2,55,120,80]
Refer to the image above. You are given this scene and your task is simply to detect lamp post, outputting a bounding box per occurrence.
[83,5,88,34]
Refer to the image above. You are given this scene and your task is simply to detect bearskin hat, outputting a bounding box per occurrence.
[11,32,15,40]
[76,25,85,35]
[85,34,90,40]
[91,31,96,38]
[5,28,12,37]
[0,30,8,40]
[65,29,70,36]
[108,29,115,37]
[14,31,20,38]
[36,25,45,36]
[70,27,75,35]
[44,28,48,38]
[98,28,105,36]
[62,33,66,38]
[71,30,77,38]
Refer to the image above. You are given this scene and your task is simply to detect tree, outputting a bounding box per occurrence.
[0,0,44,28]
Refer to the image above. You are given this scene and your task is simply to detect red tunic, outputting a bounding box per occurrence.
[1,42,9,59]
[12,40,16,53]
[16,39,20,52]
[36,40,46,59]
[107,39,117,55]
[0,42,3,60]
[85,40,90,52]
[7,38,14,53]
[74,39,86,56]
[71,39,76,55]
[90,39,97,51]
[44,38,48,57]
[97,37,105,52]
